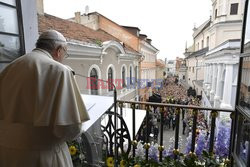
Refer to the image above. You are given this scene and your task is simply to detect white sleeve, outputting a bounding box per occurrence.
[53,124,83,141]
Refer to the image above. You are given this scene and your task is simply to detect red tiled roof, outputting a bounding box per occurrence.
[38,14,138,53]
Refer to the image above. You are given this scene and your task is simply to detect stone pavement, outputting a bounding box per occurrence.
[157,115,188,153]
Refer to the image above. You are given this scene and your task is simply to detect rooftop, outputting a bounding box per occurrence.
[38,13,138,54]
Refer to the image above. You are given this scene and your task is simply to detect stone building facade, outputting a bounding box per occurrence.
[70,12,158,101]
[39,14,141,101]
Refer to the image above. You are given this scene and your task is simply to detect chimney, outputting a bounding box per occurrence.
[146,38,152,44]
[75,12,81,23]
[139,34,147,40]
[36,0,44,15]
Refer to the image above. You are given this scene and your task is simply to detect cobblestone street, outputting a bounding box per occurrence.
[159,115,188,153]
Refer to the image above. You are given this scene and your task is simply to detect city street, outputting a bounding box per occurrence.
[159,115,188,153]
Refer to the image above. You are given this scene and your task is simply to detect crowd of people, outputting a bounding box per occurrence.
[136,76,209,143]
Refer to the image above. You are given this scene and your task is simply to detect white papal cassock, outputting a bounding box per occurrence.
[0,48,90,167]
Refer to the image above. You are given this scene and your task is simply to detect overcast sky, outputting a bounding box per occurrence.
[44,0,212,60]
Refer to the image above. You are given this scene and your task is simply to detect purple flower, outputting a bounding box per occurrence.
[162,149,168,158]
[204,134,210,151]
[149,143,159,162]
[166,137,175,158]
[195,131,207,157]
[215,122,231,158]
[185,132,192,154]
[135,141,145,159]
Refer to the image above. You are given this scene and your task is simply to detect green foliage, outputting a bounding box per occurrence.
[95,39,102,46]
[67,139,88,167]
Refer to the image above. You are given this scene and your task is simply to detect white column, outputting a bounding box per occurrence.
[220,64,233,109]
[203,64,208,90]
[206,64,212,96]
[214,64,223,108]
[210,64,217,101]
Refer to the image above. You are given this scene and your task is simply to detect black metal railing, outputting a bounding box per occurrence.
[102,100,234,164]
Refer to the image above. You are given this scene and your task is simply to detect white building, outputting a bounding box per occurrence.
[166,60,176,76]
[38,13,141,101]
[69,12,158,101]
[185,47,208,96]
[140,36,158,82]
[185,0,243,109]
[203,0,243,109]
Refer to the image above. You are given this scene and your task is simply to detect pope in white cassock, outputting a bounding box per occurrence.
[0,30,90,167]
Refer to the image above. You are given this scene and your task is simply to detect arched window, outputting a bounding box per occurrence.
[108,67,113,91]
[90,68,98,95]
[122,66,126,88]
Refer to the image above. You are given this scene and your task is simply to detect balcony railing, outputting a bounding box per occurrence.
[102,100,234,165]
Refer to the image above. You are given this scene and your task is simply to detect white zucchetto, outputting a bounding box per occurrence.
[39,30,66,42]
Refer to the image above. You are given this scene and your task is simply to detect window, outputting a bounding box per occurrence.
[90,68,98,95]
[235,117,250,166]
[201,40,204,49]
[236,2,250,166]
[230,3,238,15]
[108,67,113,91]
[122,66,126,88]
[206,36,209,48]
[197,42,199,50]
[130,66,132,85]
[192,67,194,73]
[0,0,24,71]
[215,9,218,18]
[135,66,137,83]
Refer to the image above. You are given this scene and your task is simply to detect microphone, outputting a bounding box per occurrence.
[64,65,75,75]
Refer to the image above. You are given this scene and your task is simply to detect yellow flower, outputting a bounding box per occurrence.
[134,164,140,167]
[69,145,77,155]
[106,157,114,167]
[120,159,126,167]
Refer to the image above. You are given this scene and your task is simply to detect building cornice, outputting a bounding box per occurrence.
[67,42,103,57]
[140,40,159,53]
[209,20,242,30]
[204,48,240,64]
[206,39,240,56]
